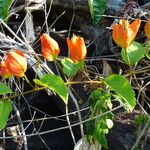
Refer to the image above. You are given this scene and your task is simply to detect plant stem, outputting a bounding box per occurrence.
[24,75,34,88]
[68,89,85,137]
[66,80,103,85]
[65,104,76,144]
[13,103,28,150]
[2,87,46,101]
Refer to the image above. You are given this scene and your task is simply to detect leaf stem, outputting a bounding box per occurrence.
[66,80,103,85]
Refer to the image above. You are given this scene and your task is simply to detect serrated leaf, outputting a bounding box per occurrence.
[121,41,146,66]
[34,74,68,104]
[88,0,106,26]
[105,74,136,112]
[0,0,13,20]
[0,84,12,95]
[61,58,84,77]
[0,99,12,131]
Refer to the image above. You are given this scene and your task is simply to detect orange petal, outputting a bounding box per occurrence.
[67,38,77,62]
[112,19,141,48]
[0,61,12,78]
[112,24,128,48]
[67,35,87,62]
[76,37,87,60]
[42,49,54,61]
[40,33,60,61]
[130,19,141,33]
[5,50,27,77]
[144,19,150,38]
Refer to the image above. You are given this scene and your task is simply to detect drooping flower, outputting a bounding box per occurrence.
[112,19,141,48]
[40,33,60,61]
[67,35,87,62]
[144,19,150,38]
[0,61,12,78]
[5,50,27,77]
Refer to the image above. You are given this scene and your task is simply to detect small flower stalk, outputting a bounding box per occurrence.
[112,19,141,48]
[67,35,87,63]
[40,33,60,61]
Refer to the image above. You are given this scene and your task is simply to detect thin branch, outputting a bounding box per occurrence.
[13,103,28,150]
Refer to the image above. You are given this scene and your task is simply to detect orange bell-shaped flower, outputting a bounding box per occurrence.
[144,19,150,38]
[40,33,60,61]
[0,61,12,78]
[5,50,27,77]
[112,19,141,48]
[67,35,87,62]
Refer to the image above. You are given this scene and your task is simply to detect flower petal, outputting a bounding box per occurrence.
[144,19,150,38]
[40,33,60,61]
[67,35,87,62]
[5,50,27,77]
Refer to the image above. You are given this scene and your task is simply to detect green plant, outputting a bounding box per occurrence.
[88,0,106,26]
[0,3,149,149]
[0,0,13,20]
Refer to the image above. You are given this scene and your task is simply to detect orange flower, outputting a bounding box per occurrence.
[144,19,150,38]
[5,50,27,77]
[112,19,141,48]
[67,35,87,62]
[0,61,12,78]
[40,33,60,61]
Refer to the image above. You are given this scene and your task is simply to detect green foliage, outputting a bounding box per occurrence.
[134,114,150,128]
[0,0,12,20]
[34,74,68,104]
[105,74,136,112]
[145,42,150,60]
[61,58,84,77]
[0,99,12,131]
[121,42,146,66]
[87,89,114,149]
[94,119,108,149]
[88,0,106,26]
[89,88,112,110]
[0,84,12,95]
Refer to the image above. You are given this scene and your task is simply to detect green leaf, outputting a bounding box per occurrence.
[61,58,84,77]
[89,89,112,109]
[88,0,106,26]
[0,84,12,95]
[121,41,146,66]
[0,99,12,131]
[34,74,68,104]
[0,0,13,20]
[33,79,48,87]
[94,120,108,149]
[105,74,136,112]
[134,114,150,127]
[145,43,150,60]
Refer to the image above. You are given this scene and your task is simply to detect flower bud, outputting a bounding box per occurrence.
[40,33,60,61]
[67,35,87,62]
[5,50,27,77]
[112,19,141,48]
